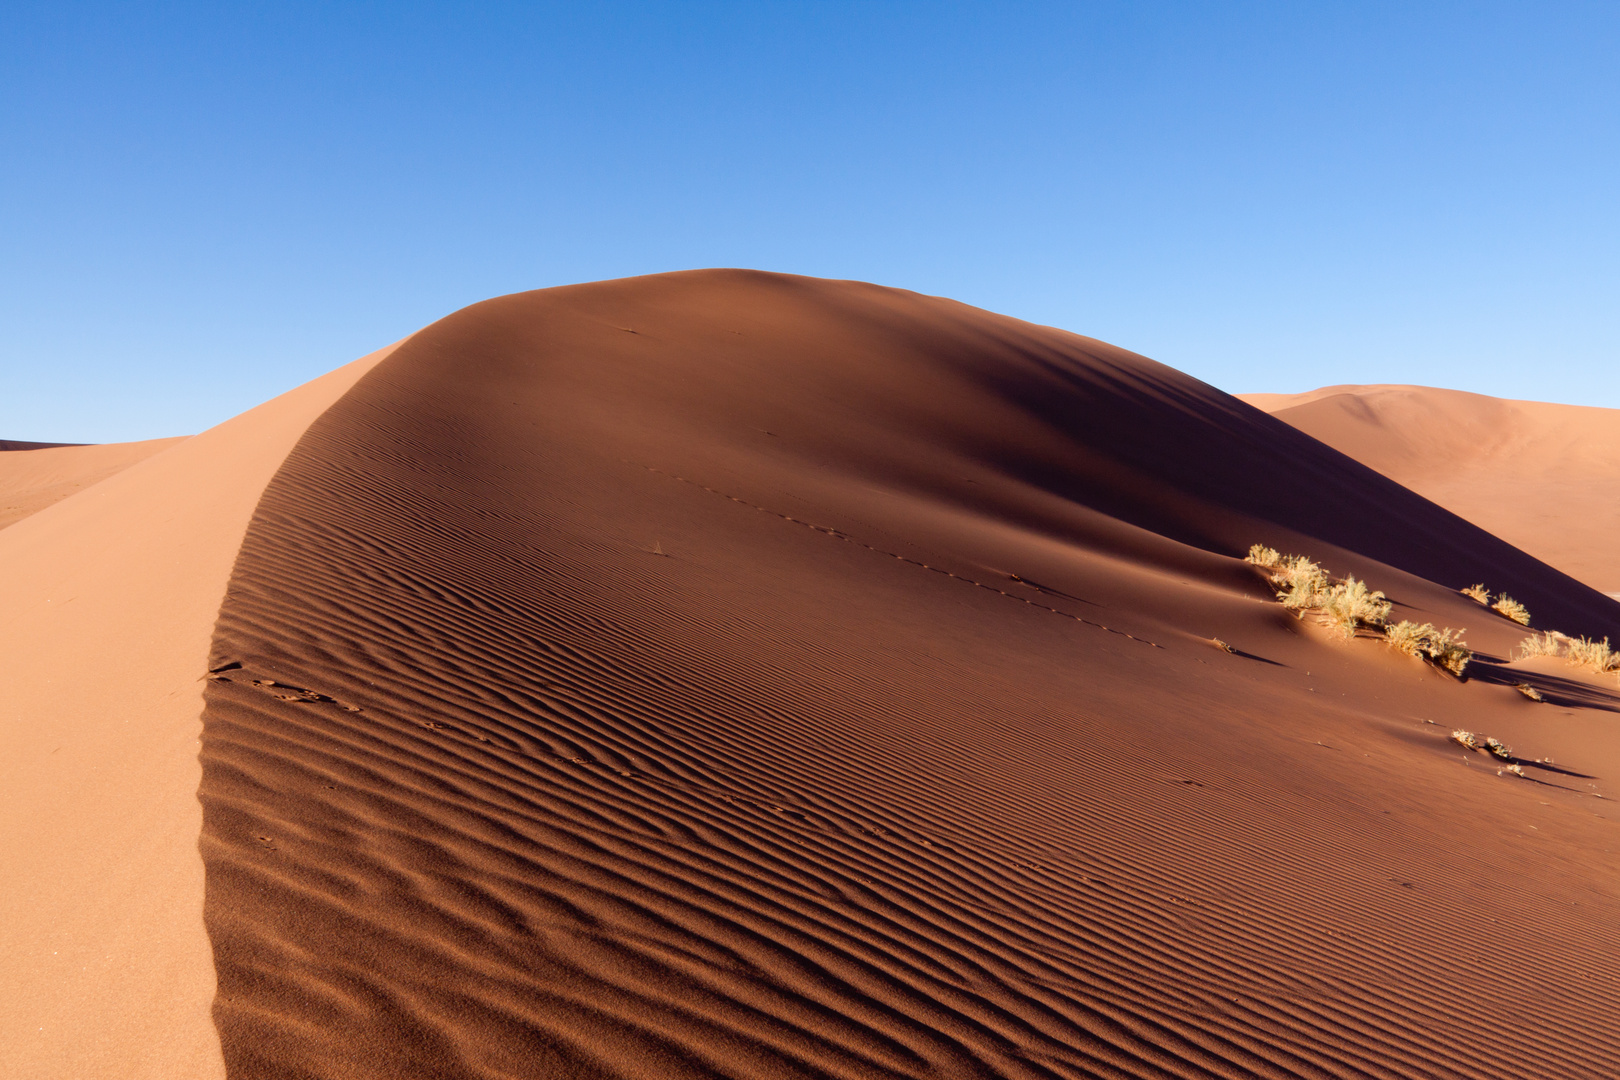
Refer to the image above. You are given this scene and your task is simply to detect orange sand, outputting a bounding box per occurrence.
[0,342,401,1080]
[0,437,186,531]
[11,275,1620,1079]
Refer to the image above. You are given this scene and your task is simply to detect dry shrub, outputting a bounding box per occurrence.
[1515,682,1544,702]
[1319,577,1392,638]
[1461,584,1491,605]
[1270,553,1324,588]
[1516,631,1567,660]
[1245,544,1281,568]
[1453,730,1518,764]
[1247,544,1401,639]
[1565,635,1620,673]
[1518,631,1620,673]
[1273,556,1332,613]
[1491,594,1532,626]
[1384,620,1429,658]
[1385,620,1471,675]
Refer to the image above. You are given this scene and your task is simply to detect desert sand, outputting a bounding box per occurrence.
[0,343,400,1080]
[8,272,1620,1079]
[0,437,186,531]
[1244,384,1620,597]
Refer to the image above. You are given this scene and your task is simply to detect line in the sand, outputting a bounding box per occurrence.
[633,463,1162,649]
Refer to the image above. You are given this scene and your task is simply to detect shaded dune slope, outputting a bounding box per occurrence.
[202,272,1620,1079]
[1242,384,1620,595]
[0,438,82,450]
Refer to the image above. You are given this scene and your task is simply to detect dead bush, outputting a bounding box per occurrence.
[1245,544,1281,568]
[1491,594,1532,626]
[1385,620,1471,676]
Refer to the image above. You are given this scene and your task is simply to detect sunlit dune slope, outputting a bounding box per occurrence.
[1243,384,1620,595]
[0,345,400,1080]
[203,271,1620,1079]
[0,436,187,530]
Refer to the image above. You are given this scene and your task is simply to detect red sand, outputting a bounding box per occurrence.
[177,272,1620,1078]
[1243,384,1620,596]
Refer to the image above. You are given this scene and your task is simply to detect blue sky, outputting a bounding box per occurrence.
[3,2,1618,442]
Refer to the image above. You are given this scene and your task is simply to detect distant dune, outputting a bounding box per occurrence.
[8,273,1620,1079]
[0,439,83,451]
[1244,384,1620,595]
[0,437,188,530]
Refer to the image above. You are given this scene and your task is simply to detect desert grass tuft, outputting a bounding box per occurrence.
[1247,543,1401,640]
[1318,576,1392,638]
[1515,682,1544,702]
[1385,621,1471,675]
[1264,554,1329,608]
[1450,729,1480,751]
[1565,635,1620,673]
[1485,737,1514,761]
[1516,631,1567,660]
[1461,584,1491,605]
[1516,631,1620,673]
[1490,593,1532,626]
[1383,620,1430,657]
[1245,544,1281,569]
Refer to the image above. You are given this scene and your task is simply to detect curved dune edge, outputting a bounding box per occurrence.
[0,341,401,1080]
[201,272,1620,1079]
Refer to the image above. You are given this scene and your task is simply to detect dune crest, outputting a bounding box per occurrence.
[199,272,1620,1078]
[0,342,402,1080]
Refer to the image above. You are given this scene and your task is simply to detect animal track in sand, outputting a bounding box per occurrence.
[636,463,1165,649]
[207,663,363,713]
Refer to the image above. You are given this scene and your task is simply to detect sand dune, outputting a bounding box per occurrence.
[0,343,400,1080]
[0,437,188,530]
[175,272,1620,1078]
[1243,384,1620,596]
[0,439,82,451]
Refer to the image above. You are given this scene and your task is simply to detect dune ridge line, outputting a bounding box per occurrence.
[0,340,402,1080]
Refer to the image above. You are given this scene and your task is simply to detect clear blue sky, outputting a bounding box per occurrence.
[4,2,1618,442]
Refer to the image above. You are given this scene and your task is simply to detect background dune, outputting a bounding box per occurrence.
[197,271,1620,1079]
[1243,384,1620,596]
[0,437,188,531]
[0,344,400,1080]
[0,439,83,451]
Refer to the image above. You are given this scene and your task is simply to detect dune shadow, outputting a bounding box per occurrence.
[1513,757,1597,780]
[1465,657,1620,715]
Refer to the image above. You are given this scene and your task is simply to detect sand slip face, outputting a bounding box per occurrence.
[1243,384,1620,595]
[0,437,189,531]
[0,343,399,1080]
[201,271,1620,1079]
